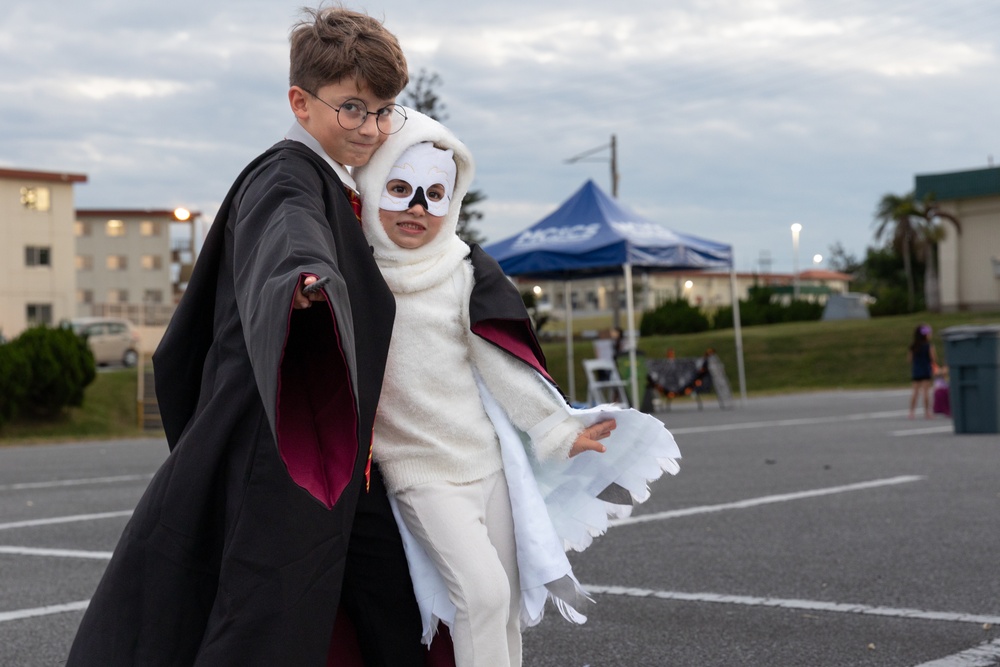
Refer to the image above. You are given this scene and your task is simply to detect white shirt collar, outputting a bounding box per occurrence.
[284,121,358,192]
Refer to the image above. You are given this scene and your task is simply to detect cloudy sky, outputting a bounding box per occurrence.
[2,0,997,272]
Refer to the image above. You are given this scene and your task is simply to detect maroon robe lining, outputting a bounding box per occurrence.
[276,277,358,509]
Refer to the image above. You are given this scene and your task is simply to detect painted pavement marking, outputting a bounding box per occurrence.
[610,475,924,527]
[583,585,1000,627]
[668,410,910,435]
[913,639,1000,667]
[892,425,956,437]
[0,601,89,623]
[0,474,152,492]
[0,510,133,532]
[0,546,112,559]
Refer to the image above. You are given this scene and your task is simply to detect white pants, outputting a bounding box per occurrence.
[394,471,521,667]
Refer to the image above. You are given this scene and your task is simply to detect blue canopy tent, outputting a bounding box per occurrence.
[484,179,746,406]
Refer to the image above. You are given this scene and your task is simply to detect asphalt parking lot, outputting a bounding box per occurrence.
[1,388,998,666]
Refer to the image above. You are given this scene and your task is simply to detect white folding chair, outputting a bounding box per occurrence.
[583,358,630,407]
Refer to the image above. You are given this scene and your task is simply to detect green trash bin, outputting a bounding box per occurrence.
[942,324,1000,434]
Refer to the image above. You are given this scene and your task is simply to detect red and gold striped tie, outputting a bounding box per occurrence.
[345,187,362,225]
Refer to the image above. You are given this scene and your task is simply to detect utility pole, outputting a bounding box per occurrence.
[566,135,618,197]
[565,135,622,326]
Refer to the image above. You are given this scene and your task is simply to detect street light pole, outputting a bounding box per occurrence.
[790,223,802,300]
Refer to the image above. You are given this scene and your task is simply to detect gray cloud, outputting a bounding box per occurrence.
[2,0,997,271]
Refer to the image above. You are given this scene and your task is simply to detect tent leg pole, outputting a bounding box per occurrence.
[624,263,640,407]
[565,280,575,403]
[730,266,748,406]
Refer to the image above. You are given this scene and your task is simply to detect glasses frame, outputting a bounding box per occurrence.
[303,88,406,135]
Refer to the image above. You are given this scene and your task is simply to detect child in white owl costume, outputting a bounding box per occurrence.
[354,108,680,667]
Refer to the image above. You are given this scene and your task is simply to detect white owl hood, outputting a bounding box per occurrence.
[354,108,474,294]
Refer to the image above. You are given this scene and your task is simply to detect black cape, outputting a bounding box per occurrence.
[67,141,402,666]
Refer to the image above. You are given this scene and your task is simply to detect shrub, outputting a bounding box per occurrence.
[640,298,710,336]
[9,325,96,418]
[0,343,31,427]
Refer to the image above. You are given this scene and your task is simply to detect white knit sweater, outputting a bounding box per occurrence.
[353,108,584,494]
[373,259,582,493]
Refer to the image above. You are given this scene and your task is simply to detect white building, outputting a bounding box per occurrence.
[74,208,199,324]
[520,269,852,317]
[0,167,87,338]
[915,165,1000,312]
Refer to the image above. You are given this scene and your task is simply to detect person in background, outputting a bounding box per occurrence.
[908,323,938,419]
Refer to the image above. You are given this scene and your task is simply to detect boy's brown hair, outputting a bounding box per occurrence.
[289,6,408,100]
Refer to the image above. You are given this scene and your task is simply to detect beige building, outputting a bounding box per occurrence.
[915,166,1000,312]
[74,208,199,324]
[0,167,87,338]
[521,269,852,316]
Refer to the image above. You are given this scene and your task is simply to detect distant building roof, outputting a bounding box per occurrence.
[76,208,202,220]
[0,167,88,184]
[915,165,1000,201]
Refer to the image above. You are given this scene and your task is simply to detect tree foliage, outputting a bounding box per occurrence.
[640,298,710,335]
[0,343,31,427]
[400,68,486,245]
[6,325,96,419]
[872,191,960,313]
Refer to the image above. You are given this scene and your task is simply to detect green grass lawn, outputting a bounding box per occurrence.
[542,310,1000,402]
[3,311,998,442]
[0,369,153,445]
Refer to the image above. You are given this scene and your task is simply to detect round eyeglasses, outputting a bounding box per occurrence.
[304,89,407,135]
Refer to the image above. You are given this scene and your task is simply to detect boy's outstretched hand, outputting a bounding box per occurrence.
[294,275,329,309]
[570,418,616,457]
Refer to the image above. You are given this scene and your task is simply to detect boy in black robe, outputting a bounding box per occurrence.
[67,8,435,666]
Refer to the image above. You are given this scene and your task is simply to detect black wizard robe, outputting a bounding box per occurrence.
[67,141,419,666]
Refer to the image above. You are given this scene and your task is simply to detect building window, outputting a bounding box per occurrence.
[75,255,93,271]
[77,289,94,304]
[106,219,126,237]
[140,220,161,236]
[143,289,164,304]
[20,186,51,211]
[107,289,129,304]
[25,246,52,267]
[141,255,163,270]
[26,303,53,325]
[106,255,128,270]
[74,221,92,237]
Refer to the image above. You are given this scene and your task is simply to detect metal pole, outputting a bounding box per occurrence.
[623,263,640,407]
[730,265,748,405]
[565,280,575,403]
[791,223,802,300]
[610,134,619,198]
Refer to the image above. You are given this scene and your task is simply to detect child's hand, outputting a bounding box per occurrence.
[570,418,616,457]
[294,275,328,309]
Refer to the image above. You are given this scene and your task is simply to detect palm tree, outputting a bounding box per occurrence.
[910,194,960,312]
[872,192,961,313]
[873,193,920,311]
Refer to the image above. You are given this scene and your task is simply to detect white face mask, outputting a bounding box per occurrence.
[379,142,457,217]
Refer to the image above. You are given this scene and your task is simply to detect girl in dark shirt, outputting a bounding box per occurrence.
[908,324,937,419]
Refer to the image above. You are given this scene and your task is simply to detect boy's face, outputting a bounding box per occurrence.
[378,179,446,249]
[289,77,395,167]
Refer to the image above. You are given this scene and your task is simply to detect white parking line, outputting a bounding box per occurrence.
[669,410,910,435]
[0,600,89,623]
[0,510,133,531]
[892,426,955,437]
[584,585,1000,626]
[913,638,1000,667]
[0,546,112,560]
[0,474,152,492]
[610,475,925,527]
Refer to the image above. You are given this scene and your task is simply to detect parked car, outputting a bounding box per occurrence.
[69,317,141,367]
